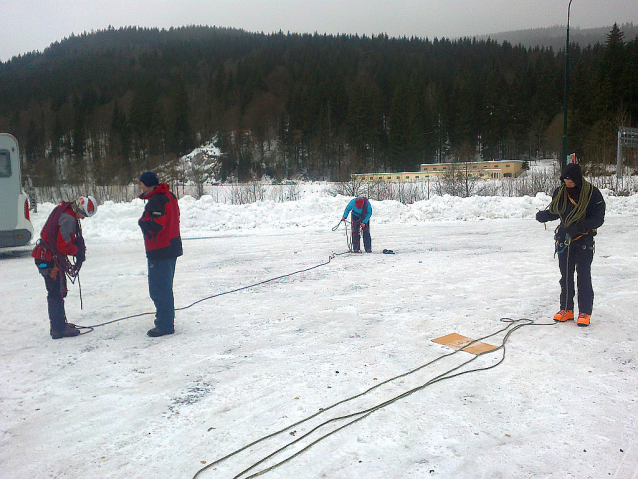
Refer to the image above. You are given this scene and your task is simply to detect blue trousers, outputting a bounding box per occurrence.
[558,242,594,314]
[37,262,67,331]
[147,257,177,332]
[351,218,371,252]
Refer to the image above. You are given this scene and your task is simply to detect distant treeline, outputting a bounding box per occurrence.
[0,24,636,185]
[474,22,638,51]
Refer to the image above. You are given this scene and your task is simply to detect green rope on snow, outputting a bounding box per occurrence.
[192,317,555,479]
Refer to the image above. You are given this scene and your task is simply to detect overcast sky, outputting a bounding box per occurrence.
[2,0,636,62]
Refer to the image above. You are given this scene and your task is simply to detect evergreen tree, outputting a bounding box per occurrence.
[0,25,634,184]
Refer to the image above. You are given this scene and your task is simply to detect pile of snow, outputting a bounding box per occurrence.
[30,190,638,243]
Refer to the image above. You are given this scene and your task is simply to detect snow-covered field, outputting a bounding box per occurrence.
[2,191,638,479]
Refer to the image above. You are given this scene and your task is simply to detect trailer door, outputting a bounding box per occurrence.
[0,134,20,232]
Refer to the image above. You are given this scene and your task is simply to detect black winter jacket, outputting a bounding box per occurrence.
[537,176,605,246]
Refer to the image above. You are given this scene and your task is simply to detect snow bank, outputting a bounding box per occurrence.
[30,189,637,244]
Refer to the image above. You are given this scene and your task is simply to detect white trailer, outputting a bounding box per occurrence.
[0,133,33,247]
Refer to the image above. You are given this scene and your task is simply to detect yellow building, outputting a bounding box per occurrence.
[354,160,526,182]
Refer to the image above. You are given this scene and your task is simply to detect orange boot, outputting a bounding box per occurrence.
[553,310,574,322]
[577,313,591,327]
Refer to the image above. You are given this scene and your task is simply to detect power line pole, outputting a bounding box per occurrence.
[561,0,574,171]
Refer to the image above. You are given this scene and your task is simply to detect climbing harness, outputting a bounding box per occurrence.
[192,317,555,479]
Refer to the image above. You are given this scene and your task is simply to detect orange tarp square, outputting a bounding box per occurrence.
[431,333,498,355]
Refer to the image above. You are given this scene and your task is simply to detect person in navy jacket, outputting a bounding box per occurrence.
[535,163,605,326]
[342,197,372,253]
[138,171,183,337]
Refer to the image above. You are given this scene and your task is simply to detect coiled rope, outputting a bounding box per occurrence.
[548,179,593,228]
[332,219,356,252]
[192,317,555,479]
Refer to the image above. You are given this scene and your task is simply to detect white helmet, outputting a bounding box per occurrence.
[77,195,98,217]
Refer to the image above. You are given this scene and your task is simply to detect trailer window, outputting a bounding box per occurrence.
[0,150,11,177]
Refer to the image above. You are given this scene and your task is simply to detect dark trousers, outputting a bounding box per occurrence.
[37,262,66,331]
[147,257,177,332]
[351,218,371,252]
[558,242,594,314]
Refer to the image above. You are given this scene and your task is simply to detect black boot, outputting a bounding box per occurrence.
[51,323,80,339]
[147,327,174,337]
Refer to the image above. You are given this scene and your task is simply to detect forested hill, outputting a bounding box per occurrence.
[475,22,638,51]
[0,25,636,186]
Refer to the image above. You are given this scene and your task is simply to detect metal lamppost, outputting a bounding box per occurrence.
[561,0,574,170]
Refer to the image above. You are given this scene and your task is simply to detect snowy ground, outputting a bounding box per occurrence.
[1,192,638,479]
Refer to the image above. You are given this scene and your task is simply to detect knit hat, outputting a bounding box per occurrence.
[560,163,582,188]
[140,171,159,187]
[355,198,364,209]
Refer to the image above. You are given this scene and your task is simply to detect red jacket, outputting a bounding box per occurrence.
[138,183,183,260]
[32,203,80,262]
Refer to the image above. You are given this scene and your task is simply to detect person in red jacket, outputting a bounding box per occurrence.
[138,172,183,337]
[32,196,97,338]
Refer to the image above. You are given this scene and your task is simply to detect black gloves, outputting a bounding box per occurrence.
[565,222,588,238]
[75,237,86,263]
[536,210,552,223]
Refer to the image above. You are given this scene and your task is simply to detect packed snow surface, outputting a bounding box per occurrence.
[2,190,637,478]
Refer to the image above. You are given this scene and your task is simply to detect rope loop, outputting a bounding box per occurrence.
[192,317,555,479]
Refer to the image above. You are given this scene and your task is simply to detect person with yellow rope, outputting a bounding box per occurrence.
[536,163,605,326]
